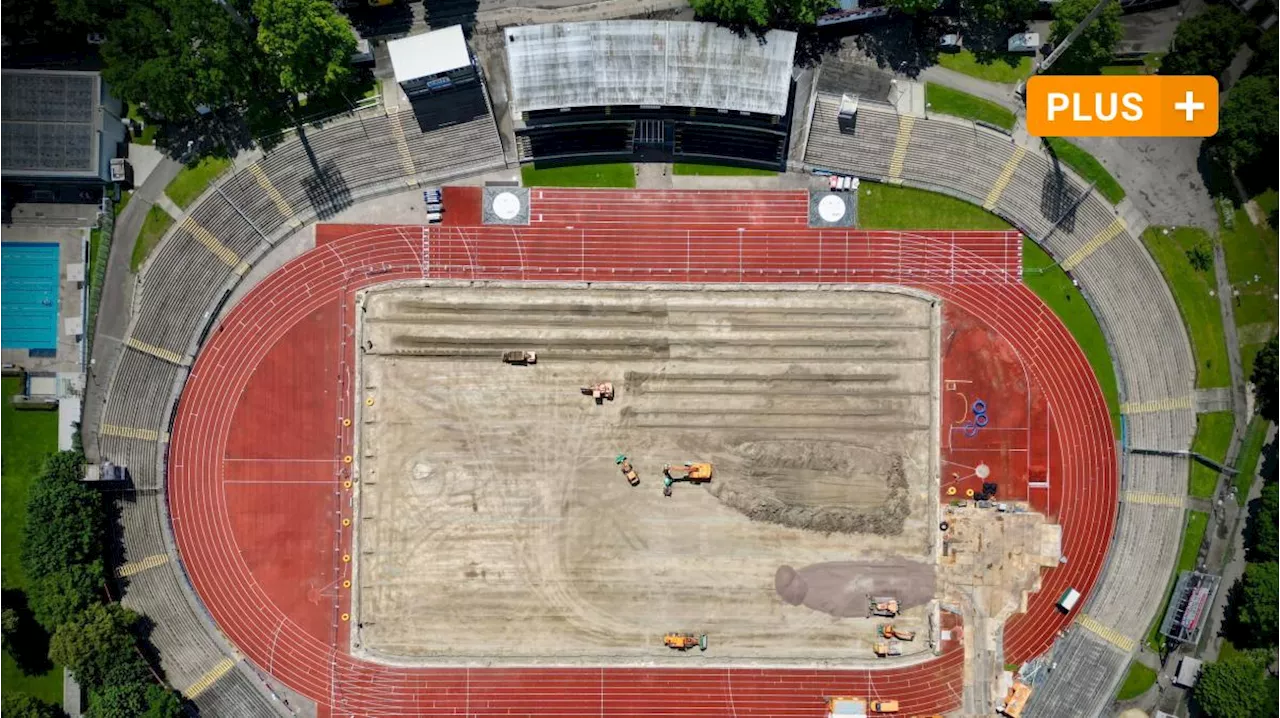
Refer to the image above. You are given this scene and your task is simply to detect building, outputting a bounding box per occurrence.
[504,21,798,171]
[1174,657,1203,688]
[2,69,126,204]
[387,25,478,100]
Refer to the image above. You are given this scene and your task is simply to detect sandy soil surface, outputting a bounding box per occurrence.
[350,283,940,665]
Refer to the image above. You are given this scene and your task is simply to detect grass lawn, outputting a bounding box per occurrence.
[520,163,635,188]
[936,50,1033,84]
[1232,416,1269,504]
[166,156,231,209]
[926,83,1017,131]
[1043,138,1126,204]
[89,227,102,275]
[1190,412,1235,498]
[127,103,158,145]
[1024,239,1122,435]
[1116,661,1158,700]
[856,182,1012,230]
[115,190,132,218]
[1141,227,1231,388]
[1100,64,1146,75]
[1177,510,1209,572]
[1219,206,1278,376]
[131,205,174,273]
[1,377,63,703]
[672,163,777,177]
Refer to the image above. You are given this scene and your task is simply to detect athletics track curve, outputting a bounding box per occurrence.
[168,189,1117,717]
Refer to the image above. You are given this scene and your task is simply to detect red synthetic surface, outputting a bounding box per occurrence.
[169,188,1117,717]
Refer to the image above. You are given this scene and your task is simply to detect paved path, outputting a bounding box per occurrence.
[918,65,1018,108]
[81,156,181,463]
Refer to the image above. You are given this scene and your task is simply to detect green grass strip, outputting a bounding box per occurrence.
[1043,138,1126,204]
[672,163,776,177]
[1178,510,1210,572]
[856,182,1012,230]
[1190,412,1235,498]
[166,156,231,209]
[1233,416,1269,505]
[132,205,174,273]
[925,83,1017,131]
[1116,661,1158,700]
[1140,227,1231,388]
[520,163,636,188]
[1219,206,1278,376]
[936,50,1032,84]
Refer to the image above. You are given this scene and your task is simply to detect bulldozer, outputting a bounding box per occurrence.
[872,641,901,657]
[662,462,713,497]
[663,633,707,651]
[581,382,614,403]
[867,597,900,617]
[877,624,915,641]
[615,455,640,486]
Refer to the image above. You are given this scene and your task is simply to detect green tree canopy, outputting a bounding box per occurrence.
[1048,0,1123,74]
[253,0,357,98]
[1249,335,1280,419]
[28,560,104,632]
[884,0,942,15]
[0,693,66,718]
[50,604,150,690]
[690,0,836,28]
[1160,7,1253,77]
[1225,561,1279,648]
[959,0,1038,31]
[88,682,182,718]
[1193,650,1273,718]
[21,452,104,580]
[1245,480,1278,563]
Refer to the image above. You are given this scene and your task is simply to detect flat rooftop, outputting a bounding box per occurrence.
[1,70,102,178]
[388,25,471,84]
[504,21,797,117]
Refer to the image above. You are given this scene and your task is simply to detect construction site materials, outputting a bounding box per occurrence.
[999,681,1032,717]
[872,641,901,657]
[869,699,899,713]
[877,624,915,641]
[580,382,614,403]
[615,455,640,486]
[868,596,899,617]
[825,696,867,717]
[664,463,713,481]
[501,350,537,365]
[662,633,707,651]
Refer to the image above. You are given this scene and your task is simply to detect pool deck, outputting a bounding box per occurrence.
[1,226,88,377]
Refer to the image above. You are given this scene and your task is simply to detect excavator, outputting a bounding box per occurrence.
[662,462,713,496]
[615,455,640,486]
[581,382,614,403]
[867,597,899,617]
[663,633,708,651]
[877,624,915,641]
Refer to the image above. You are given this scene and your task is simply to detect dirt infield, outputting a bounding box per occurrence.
[350,283,941,665]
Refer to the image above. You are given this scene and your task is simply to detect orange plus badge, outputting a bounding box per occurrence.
[1026,76,1219,137]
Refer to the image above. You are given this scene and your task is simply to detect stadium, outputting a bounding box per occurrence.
[58,15,1213,718]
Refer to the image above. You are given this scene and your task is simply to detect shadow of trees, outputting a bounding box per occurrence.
[1,589,54,677]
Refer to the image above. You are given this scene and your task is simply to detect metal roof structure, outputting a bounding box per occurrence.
[505,21,797,117]
[2,70,103,178]
[388,25,472,84]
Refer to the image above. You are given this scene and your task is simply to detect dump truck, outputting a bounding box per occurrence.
[869,700,899,713]
[664,463,713,481]
[581,382,614,402]
[877,624,915,641]
[663,633,707,651]
[999,681,1032,718]
[868,597,899,617]
[825,696,867,717]
[872,641,901,657]
[502,350,537,365]
[615,455,640,486]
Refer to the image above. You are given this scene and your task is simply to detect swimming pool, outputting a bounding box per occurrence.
[2,242,61,351]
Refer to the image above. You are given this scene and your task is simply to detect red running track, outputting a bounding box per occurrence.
[168,189,1116,717]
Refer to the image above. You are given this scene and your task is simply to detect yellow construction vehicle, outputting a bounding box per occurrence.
[663,633,707,651]
[867,597,899,617]
[615,455,640,487]
[877,624,915,641]
[869,700,899,713]
[999,681,1032,717]
[872,641,901,657]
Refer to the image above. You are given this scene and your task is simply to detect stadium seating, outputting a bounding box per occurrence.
[1020,629,1130,718]
[97,100,506,715]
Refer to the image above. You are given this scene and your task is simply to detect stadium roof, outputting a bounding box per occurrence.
[388,25,471,84]
[504,21,798,117]
[2,70,103,178]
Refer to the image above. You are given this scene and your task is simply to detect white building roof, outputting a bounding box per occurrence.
[505,21,797,117]
[388,25,471,84]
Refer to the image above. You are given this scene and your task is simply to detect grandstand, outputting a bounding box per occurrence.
[504,21,797,170]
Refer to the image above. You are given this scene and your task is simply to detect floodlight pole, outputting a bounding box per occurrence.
[1034,0,1119,76]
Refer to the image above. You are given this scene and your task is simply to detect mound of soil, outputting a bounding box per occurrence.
[774,560,936,618]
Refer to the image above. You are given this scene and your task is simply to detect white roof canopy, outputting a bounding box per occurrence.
[505,21,797,117]
[388,25,471,84]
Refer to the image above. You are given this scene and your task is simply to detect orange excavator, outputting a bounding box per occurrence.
[663,633,708,651]
[662,462,713,497]
[878,624,915,641]
[868,597,900,617]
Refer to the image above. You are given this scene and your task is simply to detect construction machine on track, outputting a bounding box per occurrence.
[877,624,915,641]
[663,633,708,651]
[662,462,713,496]
[867,597,899,617]
[581,382,614,403]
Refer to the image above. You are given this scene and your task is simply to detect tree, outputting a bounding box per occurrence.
[0,693,65,718]
[1160,7,1253,78]
[1,607,18,649]
[89,680,183,718]
[139,686,185,718]
[690,0,836,28]
[1224,561,1279,647]
[28,561,104,632]
[1186,242,1213,271]
[253,0,357,99]
[49,604,150,690]
[1245,480,1278,563]
[1250,335,1278,421]
[22,452,104,580]
[884,0,941,15]
[1193,650,1272,718]
[1047,0,1123,74]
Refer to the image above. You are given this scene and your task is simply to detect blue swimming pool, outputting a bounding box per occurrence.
[2,242,61,351]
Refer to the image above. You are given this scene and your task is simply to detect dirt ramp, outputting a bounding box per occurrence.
[775,560,936,618]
